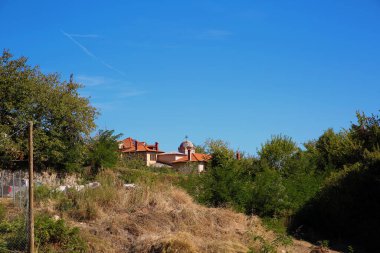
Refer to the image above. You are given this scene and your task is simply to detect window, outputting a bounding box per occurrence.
[150,153,156,161]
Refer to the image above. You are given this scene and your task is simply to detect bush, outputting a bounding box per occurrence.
[57,170,123,221]
[0,203,5,222]
[290,162,380,252]
[34,214,87,252]
[247,169,290,216]
[35,185,64,204]
[0,213,87,252]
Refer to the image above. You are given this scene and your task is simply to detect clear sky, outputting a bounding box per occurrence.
[1,0,379,155]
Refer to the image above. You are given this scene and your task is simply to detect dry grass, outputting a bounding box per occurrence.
[50,170,272,252]
[38,170,335,253]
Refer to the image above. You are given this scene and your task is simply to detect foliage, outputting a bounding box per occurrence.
[248,169,289,216]
[57,171,121,221]
[258,135,300,175]
[34,185,64,204]
[0,203,5,222]
[118,156,149,170]
[0,212,86,252]
[118,166,182,186]
[194,144,206,154]
[181,137,319,217]
[290,111,380,252]
[179,111,380,252]
[87,129,122,173]
[0,50,97,172]
[34,214,87,252]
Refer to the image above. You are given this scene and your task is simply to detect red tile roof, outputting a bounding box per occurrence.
[172,153,211,163]
[119,137,163,153]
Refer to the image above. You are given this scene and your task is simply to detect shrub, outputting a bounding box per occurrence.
[0,213,87,252]
[246,169,290,217]
[57,170,122,221]
[35,185,64,204]
[0,203,5,222]
[34,214,87,252]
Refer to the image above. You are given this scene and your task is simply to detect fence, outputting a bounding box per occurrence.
[0,170,30,252]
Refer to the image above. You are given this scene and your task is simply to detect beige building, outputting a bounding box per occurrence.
[118,137,164,166]
[157,140,211,173]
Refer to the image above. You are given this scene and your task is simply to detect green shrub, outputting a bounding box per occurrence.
[118,167,181,186]
[34,214,87,252]
[0,203,5,222]
[35,184,52,200]
[0,213,87,252]
[247,169,290,216]
[3,217,27,251]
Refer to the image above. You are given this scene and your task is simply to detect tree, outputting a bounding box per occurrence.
[258,135,299,175]
[194,144,206,154]
[0,50,97,171]
[87,130,122,173]
[290,111,380,252]
[203,139,235,167]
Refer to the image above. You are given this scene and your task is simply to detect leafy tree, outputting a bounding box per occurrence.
[204,139,235,167]
[0,50,97,171]
[258,135,300,175]
[87,130,122,173]
[248,168,289,216]
[194,144,206,154]
[290,111,380,252]
[312,128,358,171]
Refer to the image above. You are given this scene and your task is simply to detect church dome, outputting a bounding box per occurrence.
[178,140,195,153]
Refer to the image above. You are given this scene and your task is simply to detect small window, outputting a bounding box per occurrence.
[150,153,156,161]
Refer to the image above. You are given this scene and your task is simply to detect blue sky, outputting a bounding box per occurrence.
[1,0,379,155]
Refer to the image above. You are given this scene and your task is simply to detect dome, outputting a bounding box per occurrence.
[178,140,195,153]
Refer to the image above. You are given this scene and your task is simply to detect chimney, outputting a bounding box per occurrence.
[134,140,138,151]
[155,142,159,151]
[187,148,191,161]
[236,151,241,160]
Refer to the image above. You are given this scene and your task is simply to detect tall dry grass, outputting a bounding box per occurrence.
[49,170,276,252]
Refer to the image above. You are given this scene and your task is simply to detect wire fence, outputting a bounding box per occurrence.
[0,170,30,252]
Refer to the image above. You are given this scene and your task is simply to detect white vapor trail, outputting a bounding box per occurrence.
[61,30,125,76]
[69,34,99,38]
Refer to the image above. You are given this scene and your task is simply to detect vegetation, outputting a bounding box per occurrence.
[180,111,380,252]
[87,129,122,173]
[31,170,295,252]
[0,211,86,252]
[0,50,97,172]
[290,112,380,251]
[0,50,378,252]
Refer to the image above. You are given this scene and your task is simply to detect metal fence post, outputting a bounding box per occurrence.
[19,170,22,208]
[28,121,34,253]
[12,172,15,202]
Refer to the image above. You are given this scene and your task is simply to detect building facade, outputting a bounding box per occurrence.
[118,137,164,166]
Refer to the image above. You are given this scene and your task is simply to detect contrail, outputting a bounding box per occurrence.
[69,34,99,38]
[61,30,125,76]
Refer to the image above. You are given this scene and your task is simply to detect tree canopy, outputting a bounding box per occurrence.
[87,129,122,173]
[0,50,97,171]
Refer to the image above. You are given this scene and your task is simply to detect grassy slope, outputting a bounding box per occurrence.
[32,168,337,253]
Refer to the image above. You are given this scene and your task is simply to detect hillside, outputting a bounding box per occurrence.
[23,169,334,253]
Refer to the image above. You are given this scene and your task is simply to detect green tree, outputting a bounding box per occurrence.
[0,50,97,171]
[204,139,235,167]
[87,129,122,173]
[313,128,358,171]
[290,111,380,252]
[258,135,300,175]
[194,144,206,154]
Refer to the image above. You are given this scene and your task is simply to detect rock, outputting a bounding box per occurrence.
[56,185,67,192]
[74,185,85,191]
[87,182,101,188]
[124,183,136,189]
